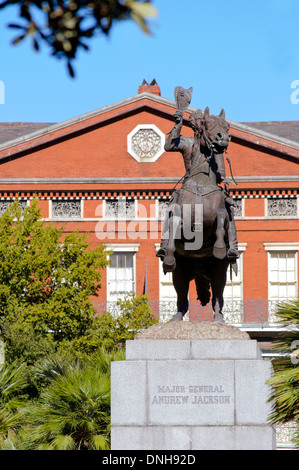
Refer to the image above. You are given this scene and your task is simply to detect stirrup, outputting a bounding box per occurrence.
[227,248,239,260]
[156,247,168,260]
[163,254,176,273]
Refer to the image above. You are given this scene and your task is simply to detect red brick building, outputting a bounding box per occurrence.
[0,81,298,337]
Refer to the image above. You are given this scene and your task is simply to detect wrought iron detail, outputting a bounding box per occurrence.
[52,200,81,219]
[127,124,165,162]
[131,128,161,160]
[0,200,27,215]
[93,299,289,326]
[158,199,169,220]
[276,422,297,449]
[105,199,135,219]
[233,198,243,218]
[267,197,297,217]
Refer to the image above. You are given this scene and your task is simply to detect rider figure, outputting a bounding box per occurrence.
[157,105,239,270]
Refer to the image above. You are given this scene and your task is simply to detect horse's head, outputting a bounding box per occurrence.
[190,107,230,153]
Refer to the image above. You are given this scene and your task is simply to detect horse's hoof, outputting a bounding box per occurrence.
[212,245,226,259]
[213,313,225,323]
[163,255,176,273]
[169,312,184,322]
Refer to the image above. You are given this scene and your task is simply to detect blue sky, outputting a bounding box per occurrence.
[1,0,299,124]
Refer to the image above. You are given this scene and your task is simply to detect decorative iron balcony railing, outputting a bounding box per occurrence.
[94,299,284,326]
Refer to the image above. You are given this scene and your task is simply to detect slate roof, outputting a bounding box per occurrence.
[241,121,299,143]
[0,122,54,145]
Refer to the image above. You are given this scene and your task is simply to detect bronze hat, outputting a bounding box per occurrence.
[174,86,193,112]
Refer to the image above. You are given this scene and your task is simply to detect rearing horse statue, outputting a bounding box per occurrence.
[157,89,238,322]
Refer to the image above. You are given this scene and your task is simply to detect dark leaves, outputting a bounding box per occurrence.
[2,0,158,77]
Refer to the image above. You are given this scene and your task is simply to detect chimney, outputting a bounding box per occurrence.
[138,79,161,96]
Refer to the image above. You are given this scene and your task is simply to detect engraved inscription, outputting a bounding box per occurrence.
[152,384,230,405]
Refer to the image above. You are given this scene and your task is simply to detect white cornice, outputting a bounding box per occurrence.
[264,242,299,251]
[0,175,299,185]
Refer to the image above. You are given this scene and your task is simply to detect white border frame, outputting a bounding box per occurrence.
[127,124,165,163]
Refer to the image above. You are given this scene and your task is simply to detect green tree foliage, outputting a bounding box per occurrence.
[0,0,158,76]
[0,350,124,449]
[267,299,299,448]
[76,294,159,352]
[0,361,27,449]
[18,352,123,450]
[0,199,109,362]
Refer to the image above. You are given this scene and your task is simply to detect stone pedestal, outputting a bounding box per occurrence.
[111,322,276,450]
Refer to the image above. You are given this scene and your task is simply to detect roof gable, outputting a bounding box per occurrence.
[0,92,299,166]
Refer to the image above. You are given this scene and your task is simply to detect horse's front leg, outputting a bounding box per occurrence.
[170,258,191,321]
[210,259,229,322]
[212,295,224,322]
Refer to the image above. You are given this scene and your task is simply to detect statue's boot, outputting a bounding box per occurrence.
[226,204,239,261]
[227,247,239,261]
[213,243,227,259]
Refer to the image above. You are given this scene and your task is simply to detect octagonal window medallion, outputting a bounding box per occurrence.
[127,124,165,163]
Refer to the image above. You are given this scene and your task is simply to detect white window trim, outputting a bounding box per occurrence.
[224,243,247,299]
[264,243,298,303]
[106,244,140,253]
[236,242,247,252]
[106,244,139,302]
[264,242,299,251]
[155,243,174,301]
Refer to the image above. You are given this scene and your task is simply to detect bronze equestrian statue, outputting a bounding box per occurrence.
[156,87,238,322]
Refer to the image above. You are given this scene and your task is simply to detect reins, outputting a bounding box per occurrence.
[224,150,237,186]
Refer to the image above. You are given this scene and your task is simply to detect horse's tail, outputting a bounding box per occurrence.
[195,273,211,306]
